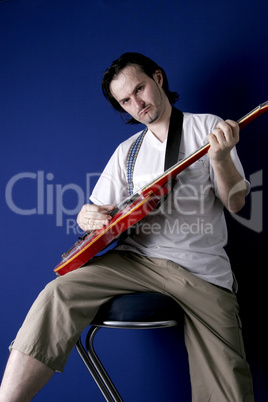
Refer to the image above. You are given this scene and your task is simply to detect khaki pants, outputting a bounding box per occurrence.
[12,251,254,401]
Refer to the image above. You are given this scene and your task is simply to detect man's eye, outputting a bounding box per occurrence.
[136,86,143,93]
[122,99,129,105]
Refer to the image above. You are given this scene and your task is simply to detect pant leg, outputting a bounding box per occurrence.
[11,250,254,400]
[11,251,167,372]
[163,259,254,402]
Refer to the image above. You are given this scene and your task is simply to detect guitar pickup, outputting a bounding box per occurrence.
[109,192,140,218]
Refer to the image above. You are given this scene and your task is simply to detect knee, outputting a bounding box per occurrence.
[41,273,84,304]
[39,277,66,303]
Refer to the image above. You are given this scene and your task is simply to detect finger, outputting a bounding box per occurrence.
[82,211,112,221]
[207,132,218,145]
[216,120,239,143]
[80,204,114,220]
[225,119,240,141]
[208,130,225,148]
[82,204,114,213]
[215,123,232,143]
[86,218,108,230]
[78,217,109,232]
[85,206,114,221]
[77,204,115,230]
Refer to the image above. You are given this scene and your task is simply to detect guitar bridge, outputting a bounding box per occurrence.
[61,231,93,259]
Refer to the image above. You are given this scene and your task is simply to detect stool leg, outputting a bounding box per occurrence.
[76,333,114,402]
[86,326,123,402]
[76,326,123,402]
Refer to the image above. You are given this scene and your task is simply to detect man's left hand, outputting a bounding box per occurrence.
[207,120,239,162]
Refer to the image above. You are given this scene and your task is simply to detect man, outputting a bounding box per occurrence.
[0,52,254,401]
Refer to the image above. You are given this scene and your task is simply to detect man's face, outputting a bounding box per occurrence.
[109,64,168,125]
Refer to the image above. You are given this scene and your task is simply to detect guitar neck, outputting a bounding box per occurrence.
[141,101,268,194]
[237,101,268,129]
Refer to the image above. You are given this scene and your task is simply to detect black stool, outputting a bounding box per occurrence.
[76,292,183,402]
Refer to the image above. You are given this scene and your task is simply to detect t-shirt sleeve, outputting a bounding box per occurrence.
[90,144,129,206]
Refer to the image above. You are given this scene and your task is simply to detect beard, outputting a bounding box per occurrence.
[145,109,160,124]
[137,105,160,124]
[139,86,165,124]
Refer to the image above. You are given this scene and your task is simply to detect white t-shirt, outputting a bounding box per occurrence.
[90,112,248,290]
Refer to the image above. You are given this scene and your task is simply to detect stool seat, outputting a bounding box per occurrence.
[76,292,183,401]
[92,292,182,328]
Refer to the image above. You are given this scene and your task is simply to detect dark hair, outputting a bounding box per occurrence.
[102,52,179,124]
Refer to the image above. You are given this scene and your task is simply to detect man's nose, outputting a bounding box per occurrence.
[133,95,145,110]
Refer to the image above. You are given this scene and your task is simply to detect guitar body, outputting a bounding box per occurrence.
[54,184,171,275]
[54,102,268,276]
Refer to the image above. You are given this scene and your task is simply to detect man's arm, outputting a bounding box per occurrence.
[207,119,248,213]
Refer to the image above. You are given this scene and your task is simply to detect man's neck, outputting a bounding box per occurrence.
[147,103,172,142]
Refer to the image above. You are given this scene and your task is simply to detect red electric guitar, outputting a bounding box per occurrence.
[54,102,268,276]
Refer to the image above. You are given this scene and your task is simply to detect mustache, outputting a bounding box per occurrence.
[138,104,151,116]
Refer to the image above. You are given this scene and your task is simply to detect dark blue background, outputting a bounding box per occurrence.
[0,0,267,400]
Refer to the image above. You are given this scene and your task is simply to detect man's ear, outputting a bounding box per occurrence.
[153,70,163,87]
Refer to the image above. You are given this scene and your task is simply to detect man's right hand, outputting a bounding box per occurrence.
[77,204,114,232]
